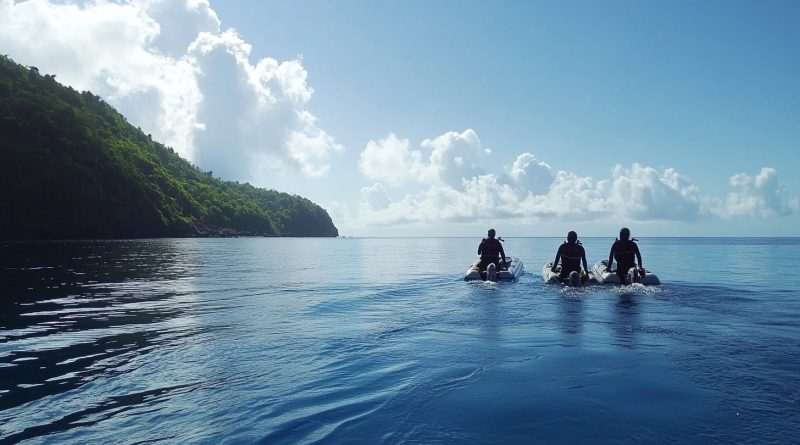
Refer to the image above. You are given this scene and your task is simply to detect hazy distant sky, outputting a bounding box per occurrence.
[2,0,799,236]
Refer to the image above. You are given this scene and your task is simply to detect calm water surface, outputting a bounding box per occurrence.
[1,237,799,444]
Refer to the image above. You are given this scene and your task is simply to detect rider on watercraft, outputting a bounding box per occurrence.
[551,231,588,282]
[478,229,506,271]
[605,227,643,282]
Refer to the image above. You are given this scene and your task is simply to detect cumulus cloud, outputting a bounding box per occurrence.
[186,29,341,178]
[351,130,794,228]
[516,170,603,219]
[358,134,422,186]
[507,153,553,194]
[0,0,341,181]
[359,128,493,189]
[605,164,702,220]
[512,164,702,221]
[722,167,799,217]
[419,129,491,187]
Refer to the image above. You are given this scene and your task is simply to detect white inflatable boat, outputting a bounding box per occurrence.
[542,262,594,286]
[591,260,661,285]
[464,256,524,282]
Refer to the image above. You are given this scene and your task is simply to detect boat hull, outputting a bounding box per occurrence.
[542,262,593,286]
[591,260,661,285]
[465,256,524,282]
[541,262,562,284]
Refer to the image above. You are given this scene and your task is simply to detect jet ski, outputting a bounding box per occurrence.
[464,256,524,282]
[591,260,661,285]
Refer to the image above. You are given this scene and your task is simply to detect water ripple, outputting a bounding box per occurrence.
[1,238,799,444]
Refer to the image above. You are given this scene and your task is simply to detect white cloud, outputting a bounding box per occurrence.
[348,131,790,229]
[358,134,422,186]
[0,0,341,182]
[186,29,342,178]
[605,164,702,220]
[512,164,702,221]
[517,170,604,219]
[419,129,491,187]
[722,167,797,217]
[357,184,478,226]
[507,153,553,194]
[358,128,494,189]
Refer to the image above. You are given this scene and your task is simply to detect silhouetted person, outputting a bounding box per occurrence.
[605,227,643,283]
[551,230,588,282]
[478,228,506,271]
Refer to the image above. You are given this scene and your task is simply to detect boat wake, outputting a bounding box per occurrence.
[610,282,666,296]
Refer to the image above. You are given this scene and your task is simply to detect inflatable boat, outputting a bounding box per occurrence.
[591,260,661,285]
[464,256,524,282]
[542,262,594,286]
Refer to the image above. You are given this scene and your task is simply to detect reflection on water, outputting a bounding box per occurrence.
[557,292,585,337]
[0,240,205,441]
[612,293,640,349]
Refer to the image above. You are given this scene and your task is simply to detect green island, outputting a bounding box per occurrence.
[0,55,338,240]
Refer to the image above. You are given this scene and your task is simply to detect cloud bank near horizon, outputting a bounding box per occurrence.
[345,128,799,229]
[0,0,342,182]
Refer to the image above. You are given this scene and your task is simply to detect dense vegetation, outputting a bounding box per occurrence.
[0,55,338,239]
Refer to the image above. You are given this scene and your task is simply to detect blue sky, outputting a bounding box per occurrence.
[1,0,799,236]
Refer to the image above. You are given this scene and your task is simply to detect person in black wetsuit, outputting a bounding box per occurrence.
[605,227,643,283]
[477,228,506,271]
[551,231,588,282]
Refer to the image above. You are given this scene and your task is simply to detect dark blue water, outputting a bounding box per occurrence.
[1,238,799,444]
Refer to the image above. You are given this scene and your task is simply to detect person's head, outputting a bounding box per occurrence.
[567,231,578,243]
[619,227,630,240]
[487,228,496,238]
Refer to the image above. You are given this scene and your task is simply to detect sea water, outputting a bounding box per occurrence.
[1,237,799,444]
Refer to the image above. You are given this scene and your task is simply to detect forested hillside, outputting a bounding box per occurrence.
[0,55,338,239]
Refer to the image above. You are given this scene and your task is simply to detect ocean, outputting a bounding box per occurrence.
[1,237,799,444]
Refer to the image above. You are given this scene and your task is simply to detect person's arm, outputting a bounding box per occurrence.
[499,242,506,263]
[605,243,615,271]
[551,246,561,272]
[477,239,484,255]
[634,243,643,269]
[581,247,589,273]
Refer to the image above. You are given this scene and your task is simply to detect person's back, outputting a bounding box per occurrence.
[611,239,637,263]
[552,231,588,281]
[607,228,642,282]
[480,237,503,258]
[477,228,506,271]
[557,242,585,278]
